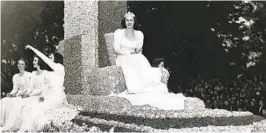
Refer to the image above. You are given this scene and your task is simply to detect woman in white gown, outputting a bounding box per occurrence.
[1,56,49,131]
[113,12,187,110]
[17,45,77,132]
[0,58,31,126]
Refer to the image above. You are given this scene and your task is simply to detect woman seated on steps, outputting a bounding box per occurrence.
[0,58,32,127]
[1,56,49,131]
[110,11,187,110]
[16,45,78,132]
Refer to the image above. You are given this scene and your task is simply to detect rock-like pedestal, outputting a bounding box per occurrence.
[59,0,127,95]
[60,0,206,110]
[48,1,266,132]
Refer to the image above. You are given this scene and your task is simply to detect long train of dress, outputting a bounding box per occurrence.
[17,73,78,132]
[115,54,186,110]
[111,29,187,110]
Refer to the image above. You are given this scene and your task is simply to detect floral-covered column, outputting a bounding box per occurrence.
[61,0,127,95]
[98,1,127,67]
[61,0,99,94]
[64,0,98,39]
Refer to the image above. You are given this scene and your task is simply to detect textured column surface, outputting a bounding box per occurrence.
[63,34,103,95]
[63,35,83,94]
[81,65,126,96]
[64,0,98,68]
[63,0,99,94]
[62,0,127,95]
[98,1,127,67]
[64,0,98,39]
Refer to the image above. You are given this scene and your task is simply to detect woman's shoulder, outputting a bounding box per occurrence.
[30,71,37,78]
[135,30,144,37]
[13,73,19,79]
[24,71,32,77]
[31,71,37,75]
[55,63,64,69]
[114,29,124,34]
[115,29,124,32]
[54,63,65,73]
[43,70,51,74]
[135,30,144,40]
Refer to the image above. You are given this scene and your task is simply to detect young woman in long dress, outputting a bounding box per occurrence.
[17,45,77,132]
[1,56,49,131]
[0,58,31,127]
[112,12,187,110]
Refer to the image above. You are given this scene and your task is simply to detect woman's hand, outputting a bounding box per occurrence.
[16,92,25,97]
[6,93,11,97]
[160,68,170,84]
[162,68,170,77]
[130,51,137,54]
[161,75,169,84]
[25,45,34,50]
[16,93,20,97]
[7,93,16,98]
[135,48,143,54]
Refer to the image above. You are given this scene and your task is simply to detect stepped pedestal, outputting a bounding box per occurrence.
[60,0,206,110]
[51,1,266,132]
[59,0,127,95]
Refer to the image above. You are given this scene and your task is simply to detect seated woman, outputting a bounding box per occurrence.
[1,56,49,130]
[17,45,77,132]
[112,11,186,110]
[151,57,170,85]
[0,58,31,126]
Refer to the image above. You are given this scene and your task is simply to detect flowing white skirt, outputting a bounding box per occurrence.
[115,54,186,110]
[18,88,78,132]
[0,96,40,130]
[0,97,19,126]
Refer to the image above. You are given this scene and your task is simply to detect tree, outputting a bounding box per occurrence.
[1,1,64,94]
[127,1,266,92]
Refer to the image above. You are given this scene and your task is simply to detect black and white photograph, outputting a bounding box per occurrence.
[1,0,266,132]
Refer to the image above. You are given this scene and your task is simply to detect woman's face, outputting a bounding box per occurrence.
[17,60,26,71]
[49,54,55,62]
[244,99,249,104]
[224,101,229,106]
[33,57,39,68]
[158,61,164,68]
[259,100,263,106]
[251,101,255,106]
[125,17,134,29]
[262,109,266,117]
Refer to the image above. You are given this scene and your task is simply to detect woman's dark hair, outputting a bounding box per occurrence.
[121,13,140,30]
[18,58,28,70]
[49,52,64,65]
[33,55,45,69]
[152,58,165,67]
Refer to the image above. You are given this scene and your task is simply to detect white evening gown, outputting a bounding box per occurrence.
[1,70,49,130]
[0,71,31,126]
[112,29,186,110]
[18,64,78,132]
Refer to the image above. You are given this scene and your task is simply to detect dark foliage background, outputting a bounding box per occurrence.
[1,1,266,114]
[1,1,64,94]
[127,1,266,92]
